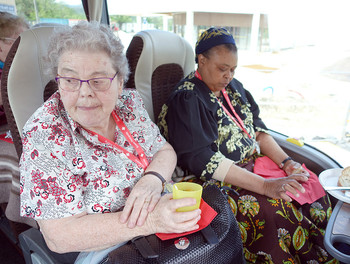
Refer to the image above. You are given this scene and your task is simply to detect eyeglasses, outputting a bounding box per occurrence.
[55,72,118,92]
[0,37,17,44]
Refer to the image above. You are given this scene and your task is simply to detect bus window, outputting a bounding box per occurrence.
[107,0,350,166]
[7,0,86,26]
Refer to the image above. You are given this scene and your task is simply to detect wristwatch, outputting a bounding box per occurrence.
[143,171,166,192]
[279,157,292,169]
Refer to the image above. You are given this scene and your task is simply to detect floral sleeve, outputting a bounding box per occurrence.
[20,118,87,219]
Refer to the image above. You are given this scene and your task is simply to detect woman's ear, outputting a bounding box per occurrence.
[118,79,124,93]
[197,54,206,67]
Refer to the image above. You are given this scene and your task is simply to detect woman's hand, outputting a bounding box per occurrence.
[146,194,201,234]
[284,160,310,177]
[263,175,308,202]
[120,142,177,229]
[120,174,163,228]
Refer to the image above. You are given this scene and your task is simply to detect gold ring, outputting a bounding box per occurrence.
[144,201,150,204]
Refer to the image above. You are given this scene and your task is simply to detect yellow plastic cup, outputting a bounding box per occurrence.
[173,182,203,212]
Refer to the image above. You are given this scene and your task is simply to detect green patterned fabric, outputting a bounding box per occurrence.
[158,73,338,263]
[158,72,268,180]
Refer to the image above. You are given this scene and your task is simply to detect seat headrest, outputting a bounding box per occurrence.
[126,30,195,121]
[7,26,57,135]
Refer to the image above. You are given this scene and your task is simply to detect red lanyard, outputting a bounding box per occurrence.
[195,70,251,139]
[85,111,149,169]
[195,70,202,80]
[219,89,251,138]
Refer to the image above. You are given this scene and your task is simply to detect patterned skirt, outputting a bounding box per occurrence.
[221,183,337,264]
[185,157,339,264]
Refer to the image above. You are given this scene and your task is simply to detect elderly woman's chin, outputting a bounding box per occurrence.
[69,105,114,132]
[60,89,119,132]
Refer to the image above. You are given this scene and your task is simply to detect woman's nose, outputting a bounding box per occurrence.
[79,81,94,96]
[224,71,234,80]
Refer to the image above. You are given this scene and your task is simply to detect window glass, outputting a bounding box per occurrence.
[12,0,85,26]
[107,0,350,166]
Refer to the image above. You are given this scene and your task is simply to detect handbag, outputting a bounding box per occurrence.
[103,184,245,264]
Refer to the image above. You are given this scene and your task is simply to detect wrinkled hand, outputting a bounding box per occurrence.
[147,194,201,234]
[284,160,310,177]
[263,175,308,202]
[120,175,163,228]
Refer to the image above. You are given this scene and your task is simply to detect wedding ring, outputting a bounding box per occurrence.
[144,201,150,204]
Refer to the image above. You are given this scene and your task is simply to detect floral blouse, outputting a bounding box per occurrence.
[158,72,268,181]
[20,89,166,220]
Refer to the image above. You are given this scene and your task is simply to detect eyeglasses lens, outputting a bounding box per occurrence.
[58,77,112,91]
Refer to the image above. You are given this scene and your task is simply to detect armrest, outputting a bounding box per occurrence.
[324,201,350,263]
[19,227,79,264]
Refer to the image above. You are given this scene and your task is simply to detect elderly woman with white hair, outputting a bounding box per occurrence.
[19,21,201,263]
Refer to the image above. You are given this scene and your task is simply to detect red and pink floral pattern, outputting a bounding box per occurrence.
[20,89,165,219]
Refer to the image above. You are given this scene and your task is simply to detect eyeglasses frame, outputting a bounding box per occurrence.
[55,71,119,92]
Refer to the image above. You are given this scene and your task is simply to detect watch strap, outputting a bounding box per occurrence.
[143,171,166,192]
[279,157,292,169]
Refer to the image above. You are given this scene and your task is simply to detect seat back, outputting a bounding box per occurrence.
[125,30,195,122]
[1,26,58,157]
[1,25,79,264]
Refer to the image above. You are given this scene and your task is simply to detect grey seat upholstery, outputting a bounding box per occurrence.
[125,29,195,122]
[2,26,59,158]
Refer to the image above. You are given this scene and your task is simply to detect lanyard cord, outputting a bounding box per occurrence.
[195,70,251,139]
[219,89,251,139]
[84,111,149,169]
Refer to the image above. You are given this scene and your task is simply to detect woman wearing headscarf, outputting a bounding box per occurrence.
[158,27,335,263]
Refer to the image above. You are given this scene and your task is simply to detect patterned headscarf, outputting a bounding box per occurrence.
[195,27,236,63]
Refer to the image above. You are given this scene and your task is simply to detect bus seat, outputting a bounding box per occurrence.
[125,29,195,122]
[1,25,76,264]
[2,26,59,158]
